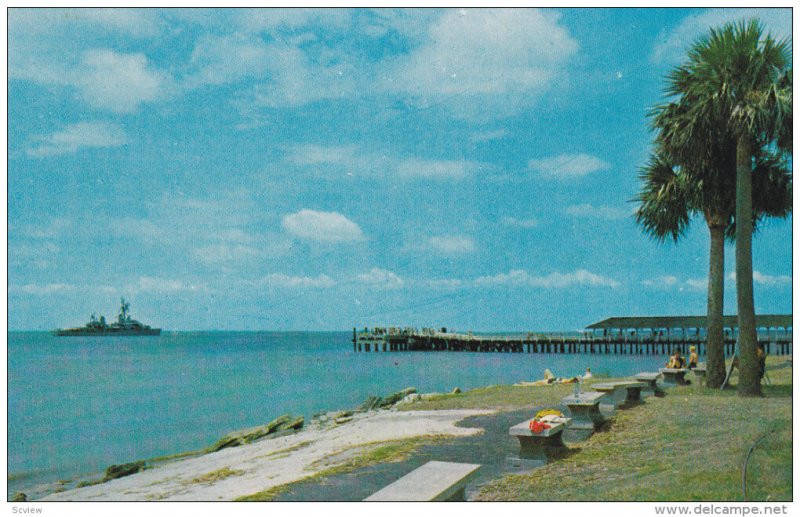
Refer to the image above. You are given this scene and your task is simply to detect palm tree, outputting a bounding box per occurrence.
[636,149,731,389]
[635,145,790,389]
[652,19,791,397]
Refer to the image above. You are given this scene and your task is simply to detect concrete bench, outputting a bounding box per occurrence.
[508,417,571,467]
[635,372,666,397]
[659,368,690,386]
[363,461,481,502]
[692,365,707,384]
[561,391,606,431]
[592,381,647,408]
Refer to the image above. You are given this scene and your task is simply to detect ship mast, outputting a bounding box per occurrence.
[119,297,130,323]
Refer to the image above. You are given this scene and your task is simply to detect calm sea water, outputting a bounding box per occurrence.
[8,331,670,497]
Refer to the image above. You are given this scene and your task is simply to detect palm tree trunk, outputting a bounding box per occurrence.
[735,135,761,397]
[705,221,726,388]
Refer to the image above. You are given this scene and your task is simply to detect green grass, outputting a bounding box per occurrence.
[332,435,450,470]
[398,382,578,411]
[475,357,792,501]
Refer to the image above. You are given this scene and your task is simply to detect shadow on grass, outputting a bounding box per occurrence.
[762,383,792,397]
[699,380,791,398]
[592,420,615,434]
[548,445,582,463]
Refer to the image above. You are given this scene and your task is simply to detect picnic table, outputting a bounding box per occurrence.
[659,368,690,385]
[508,417,571,467]
[635,372,666,397]
[592,381,647,409]
[363,461,481,502]
[561,391,606,431]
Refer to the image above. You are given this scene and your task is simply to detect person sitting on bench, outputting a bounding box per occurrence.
[687,346,698,369]
[666,350,686,369]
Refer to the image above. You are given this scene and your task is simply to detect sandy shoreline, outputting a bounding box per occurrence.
[41,408,494,501]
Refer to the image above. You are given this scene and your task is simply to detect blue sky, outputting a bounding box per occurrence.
[6,7,793,331]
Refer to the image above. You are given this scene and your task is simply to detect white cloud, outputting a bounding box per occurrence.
[237,43,357,111]
[186,26,358,107]
[685,278,708,290]
[78,8,162,38]
[9,9,172,113]
[641,275,679,288]
[259,273,336,289]
[27,121,127,157]
[475,269,619,288]
[426,235,476,255]
[385,9,578,119]
[134,276,207,294]
[75,49,172,113]
[237,8,352,33]
[186,33,272,87]
[565,204,631,220]
[639,272,794,291]
[529,154,610,180]
[753,271,792,286]
[8,232,61,270]
[10,8,579,120]
[113,193,292,273]
[284,143,479,182]
[501,217,538,229]
[9,282,123,296]
[229,8,578,120]
[8,8,161,80]
[356,268,404,290]
[475,269,530,287]
[10,283,76,295]
[641,275,707,290]
[397,159,475,180]
[14,218,72,239]
[652,8,792,64]
[282,209,365,243]
[728,271,791,286]
[192,244,262,266]
[199,13,357,122]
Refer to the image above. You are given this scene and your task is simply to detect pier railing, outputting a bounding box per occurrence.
[352,328,793,357]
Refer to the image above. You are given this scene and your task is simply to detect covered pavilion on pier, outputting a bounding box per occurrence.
[585,315,792,355]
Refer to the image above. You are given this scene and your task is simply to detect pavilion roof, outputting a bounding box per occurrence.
[586,315,793,330]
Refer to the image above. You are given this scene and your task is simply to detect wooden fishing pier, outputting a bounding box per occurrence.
[352,315,793,357]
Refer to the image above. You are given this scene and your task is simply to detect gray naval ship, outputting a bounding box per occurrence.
[55,298,161,336]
